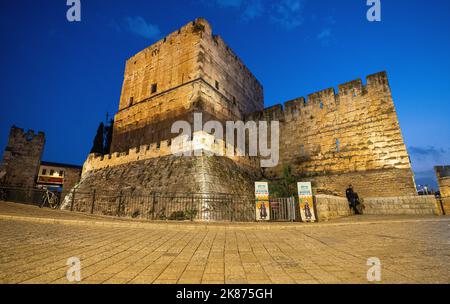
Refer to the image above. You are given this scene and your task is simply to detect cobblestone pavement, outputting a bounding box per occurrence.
[0,202,449,284]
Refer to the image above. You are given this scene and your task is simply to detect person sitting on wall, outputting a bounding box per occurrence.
[345,185,362,215]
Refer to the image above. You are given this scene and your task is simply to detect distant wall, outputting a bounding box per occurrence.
[435,166,450,197]
[248,72,417,198]
[363,196,438,215]
[435,166,450,214]
[0,126,45,188]
[298,168,417,198]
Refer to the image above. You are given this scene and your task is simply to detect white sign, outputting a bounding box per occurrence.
[255,182,270,221]
[297,182,316,222]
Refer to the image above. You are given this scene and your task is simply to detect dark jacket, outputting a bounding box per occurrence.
[346,188,355,202]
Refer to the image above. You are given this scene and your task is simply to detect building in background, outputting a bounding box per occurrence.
[36,161,82,197]
[0,126,81,198]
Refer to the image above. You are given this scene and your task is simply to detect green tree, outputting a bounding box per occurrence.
[104,119,114,154]
[271,165,297,197]
[90,122,104,154]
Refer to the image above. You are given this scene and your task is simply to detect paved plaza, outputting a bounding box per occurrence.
[0,202,449,284]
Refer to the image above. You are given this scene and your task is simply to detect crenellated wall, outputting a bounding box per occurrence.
[246,71,417,198]
[86,71,417,198]
[82,131,260,177]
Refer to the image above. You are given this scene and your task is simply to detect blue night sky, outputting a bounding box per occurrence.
[0,0,449,188]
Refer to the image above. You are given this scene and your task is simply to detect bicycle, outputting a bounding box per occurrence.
[40,189,60,209]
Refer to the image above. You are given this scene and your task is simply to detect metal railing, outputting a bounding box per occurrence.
[0,186,61,207]
[65,189,257,222]
[269,197,298,222]
[0,185,301,223]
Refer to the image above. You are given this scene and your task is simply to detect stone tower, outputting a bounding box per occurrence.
[0,126,45,188]
[110,18,264,153]
[75,19,264,196]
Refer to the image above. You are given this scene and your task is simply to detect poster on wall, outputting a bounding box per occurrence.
[297,182,316,222]
[255,182,270,221]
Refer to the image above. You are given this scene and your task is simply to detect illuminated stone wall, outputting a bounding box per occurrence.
[247,72,417,198]
[81,19,417,200]
[110,18,264,153]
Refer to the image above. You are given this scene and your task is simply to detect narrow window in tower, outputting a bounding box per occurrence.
[319,101,324,109]
[151,83,158,94]
[300,145,305,157]
[215,81,220,90]
[335,139,340,153]
[129,97,134,107]
[232,96,237,105]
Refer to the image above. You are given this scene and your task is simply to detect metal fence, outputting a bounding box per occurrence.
[269,197,298,222]
[0,185,301,222]
[0,186,61,207]
[64,189,258,222]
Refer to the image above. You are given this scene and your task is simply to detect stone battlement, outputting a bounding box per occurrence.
[82,131,259,176]
[125,17,262,96]
[246,72,389,122]
[9,126,45,142]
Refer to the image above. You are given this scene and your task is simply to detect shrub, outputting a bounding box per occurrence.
[169,211,186,221]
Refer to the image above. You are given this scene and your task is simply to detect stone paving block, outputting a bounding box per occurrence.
[1,204,450,284]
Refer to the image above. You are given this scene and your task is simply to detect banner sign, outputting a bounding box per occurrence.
[37,176,64,185]
[297,182,316,222]
[255,182,270,221]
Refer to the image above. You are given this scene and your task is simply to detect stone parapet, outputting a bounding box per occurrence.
[363,196,439,215]
[82,131,260,176]
[315,195,353,222]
